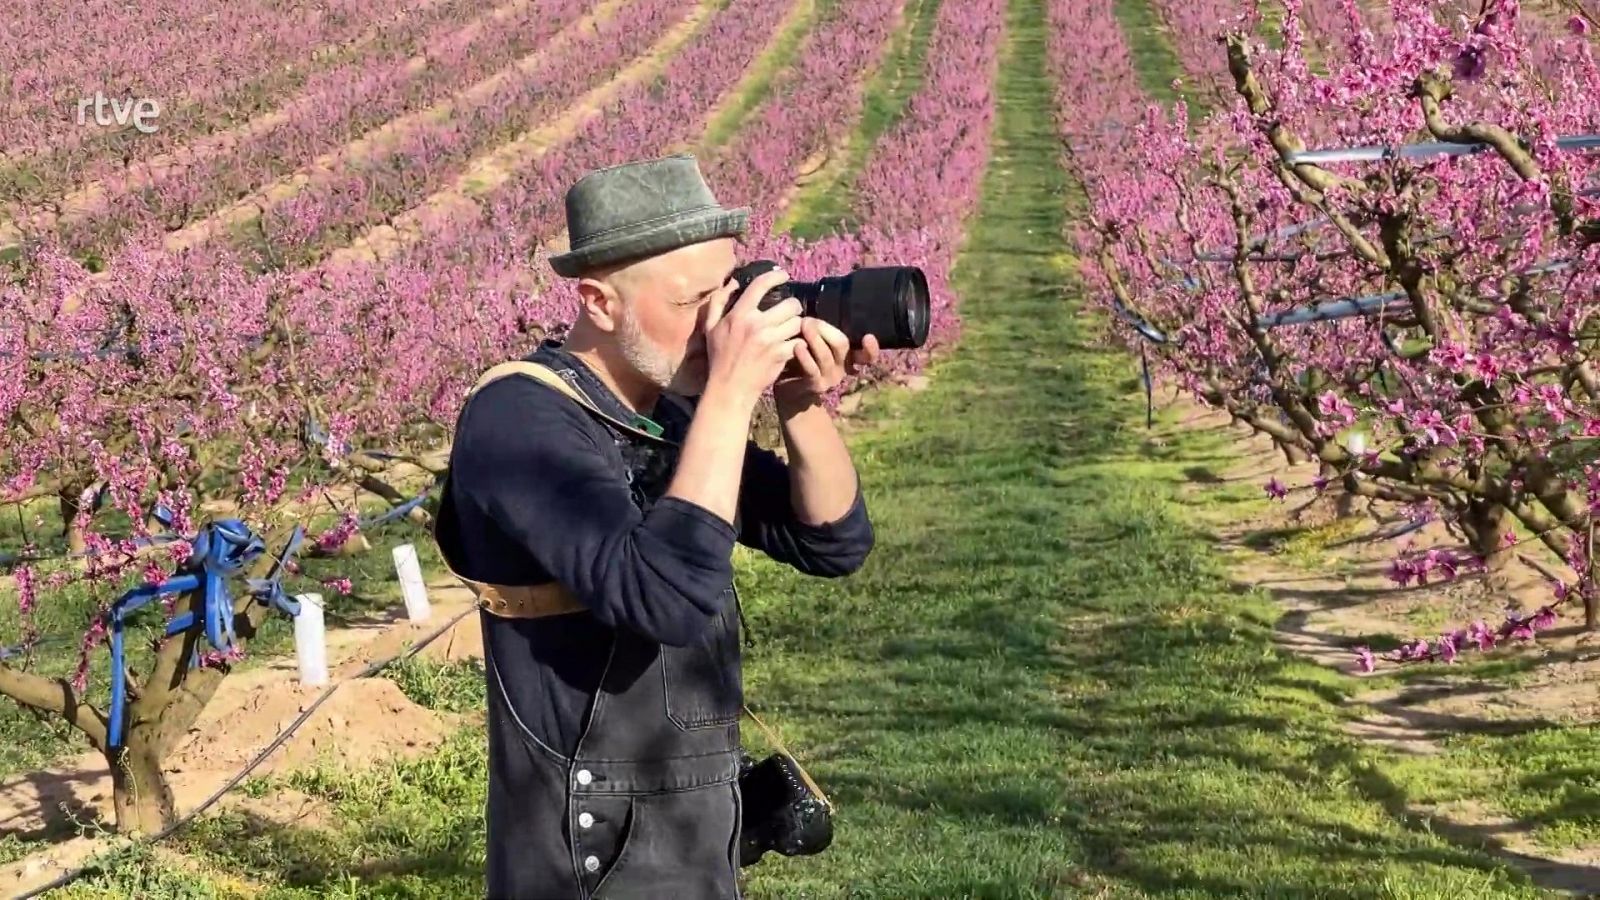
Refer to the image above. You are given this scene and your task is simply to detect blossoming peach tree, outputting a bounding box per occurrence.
[0,241,452,834]
[1081,0,1600,669]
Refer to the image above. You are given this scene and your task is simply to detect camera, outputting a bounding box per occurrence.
[737,749,833,867]
[728,259,930,350]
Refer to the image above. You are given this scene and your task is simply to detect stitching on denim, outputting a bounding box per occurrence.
[486,637,570,767]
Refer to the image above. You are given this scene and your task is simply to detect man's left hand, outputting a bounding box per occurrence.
[772,318,881,409]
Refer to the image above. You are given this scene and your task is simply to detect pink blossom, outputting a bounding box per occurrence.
[1354,646,1376,672]
[1317,390,1357,426]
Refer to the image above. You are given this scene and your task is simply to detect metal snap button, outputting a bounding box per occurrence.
[576,769,593,785]
[584,855,600,873]
[578,812,594,828]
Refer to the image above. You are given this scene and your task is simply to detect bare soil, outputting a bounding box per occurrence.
[0,577,484,897]
[1165,392,1600,892]
[326,0,721,268]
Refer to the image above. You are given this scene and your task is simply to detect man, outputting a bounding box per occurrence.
[432,152,878,899]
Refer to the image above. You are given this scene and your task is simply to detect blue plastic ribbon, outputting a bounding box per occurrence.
[1140,344,1154,429]
[103,520,304,750]
[360,489,432,529]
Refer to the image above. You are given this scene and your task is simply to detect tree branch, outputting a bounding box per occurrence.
[0,665,109,753]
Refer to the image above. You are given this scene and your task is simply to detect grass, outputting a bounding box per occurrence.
[1389,725,1600,853]
[12,0,1596,896]
[1110,0,1187,107]
[776,0,943,241]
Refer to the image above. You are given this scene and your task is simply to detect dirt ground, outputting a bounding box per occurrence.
[1167,394,1600,892]
[0,575,486,896]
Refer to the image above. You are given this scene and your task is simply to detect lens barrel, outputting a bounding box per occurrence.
[728,260,930,350]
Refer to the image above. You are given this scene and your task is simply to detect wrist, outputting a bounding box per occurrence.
[698,379,762,420]
[773,383,822,418]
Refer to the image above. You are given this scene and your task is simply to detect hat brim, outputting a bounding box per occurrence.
[549,206,751,277]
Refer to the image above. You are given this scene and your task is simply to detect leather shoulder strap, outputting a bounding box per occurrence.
[468,360,678,447]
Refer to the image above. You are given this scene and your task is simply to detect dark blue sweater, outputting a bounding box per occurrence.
[433,341,874,755]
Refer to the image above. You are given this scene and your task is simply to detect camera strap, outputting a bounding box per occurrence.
[469,360,676,446]
[742,703,833,810]
[470,360,830,806]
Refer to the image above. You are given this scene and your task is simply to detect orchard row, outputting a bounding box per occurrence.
[1067,0,1600,663]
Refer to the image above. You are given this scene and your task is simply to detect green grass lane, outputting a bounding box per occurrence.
[776,0,943,241]
[697,0,820,152]
[735,0,1561,893]
[1110,0,1186,106]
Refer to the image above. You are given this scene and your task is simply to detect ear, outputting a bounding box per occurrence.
[575,275,624,333]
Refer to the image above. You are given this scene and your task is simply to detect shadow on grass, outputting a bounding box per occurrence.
[1322,741,1600,896]
[173,806,482,893]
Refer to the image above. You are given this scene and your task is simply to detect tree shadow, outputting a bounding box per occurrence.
[1320,741,1600,896]
[169,805,482,891]
[0,766,108,844]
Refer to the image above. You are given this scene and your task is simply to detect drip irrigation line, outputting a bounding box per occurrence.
[9,598,479,900]
[1285,134,1600,165]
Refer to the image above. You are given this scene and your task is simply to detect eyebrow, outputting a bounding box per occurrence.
[676,266,736,305]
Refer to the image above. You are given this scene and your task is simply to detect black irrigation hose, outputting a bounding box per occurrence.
[10,602,479,900]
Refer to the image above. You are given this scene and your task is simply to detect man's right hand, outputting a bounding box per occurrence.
[699,267,805,410]
[665,266,803,529]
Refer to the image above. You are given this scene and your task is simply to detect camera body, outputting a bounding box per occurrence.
[728,259,930,351]
[737,749,833,867]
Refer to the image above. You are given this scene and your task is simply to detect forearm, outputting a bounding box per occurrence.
[665,382,759,526]
[775,394,859,525]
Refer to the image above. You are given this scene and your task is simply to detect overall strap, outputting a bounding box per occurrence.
[470,361,679,447]
[469,361,755,640]
[470,360,787,769]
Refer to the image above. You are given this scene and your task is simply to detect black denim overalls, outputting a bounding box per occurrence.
[475,345,746,900]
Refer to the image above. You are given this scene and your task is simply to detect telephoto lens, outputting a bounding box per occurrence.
[728,259,930,350]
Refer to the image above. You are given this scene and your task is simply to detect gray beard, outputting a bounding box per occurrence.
[616,306,679,390]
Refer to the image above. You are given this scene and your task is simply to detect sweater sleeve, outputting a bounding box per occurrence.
[449,379,739,646]
[735,441,875,577]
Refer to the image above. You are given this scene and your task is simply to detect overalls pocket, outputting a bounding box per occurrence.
[582,795,639,896]
[662,587,743,730]
[592,785,742,899]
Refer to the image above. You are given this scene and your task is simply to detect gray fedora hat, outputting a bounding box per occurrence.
[548,153,750,277]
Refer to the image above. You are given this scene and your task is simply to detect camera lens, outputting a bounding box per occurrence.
[727,260,931,351]
[831,265,930,351]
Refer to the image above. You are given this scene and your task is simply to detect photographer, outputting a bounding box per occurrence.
[433,153,877,899]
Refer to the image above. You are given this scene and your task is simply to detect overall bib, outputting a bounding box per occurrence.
[462,359,747,900]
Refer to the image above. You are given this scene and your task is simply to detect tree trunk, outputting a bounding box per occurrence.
[1463,498,1513,572]
[1282,442,1309,465]
[109,734,177,836]
[1334,488,1360,519]
[59,489,88,554]
[1587,592,1597,632]
[1313,461,1360,518]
